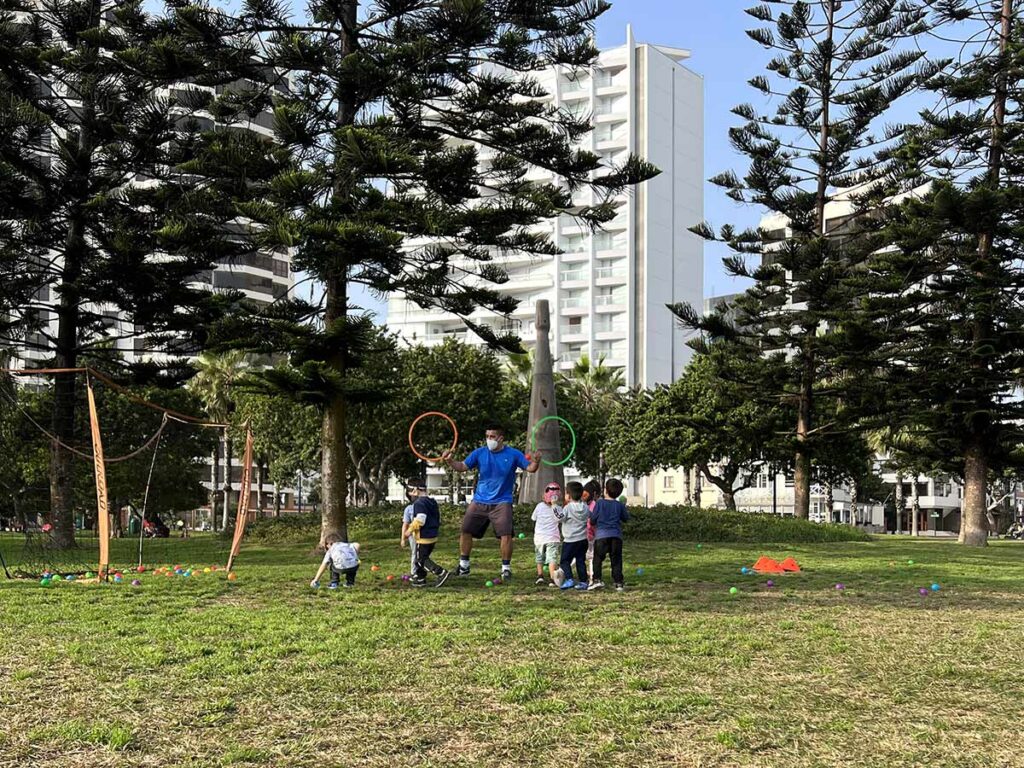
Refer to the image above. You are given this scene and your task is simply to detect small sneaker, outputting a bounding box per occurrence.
[501,568,512,583]
[328,582,339,590]
[434,569,451,588]
[575,581,589,591]
[553,568,565,587]
[410,577,427,588]
[535,576,547,586]
[561,578,576,590]
[615,584,624,592]
[588,581,605,591]
[455,565,471,577]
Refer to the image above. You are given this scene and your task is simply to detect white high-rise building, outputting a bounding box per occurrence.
[385,27,704,387]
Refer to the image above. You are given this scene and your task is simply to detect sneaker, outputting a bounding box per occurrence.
[328,582,339,590]
[410,577,427,588]
[455,565,471,577]
[575,581,589,591]
[615,584,624,592]
[588,581,605,591]
[553,568,565,588]
[433,569,451,588]
[535,576,547,586]
[561,578,576,590]
[501,568,512,583]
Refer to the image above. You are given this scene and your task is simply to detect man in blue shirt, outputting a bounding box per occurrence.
[443,423,541,581]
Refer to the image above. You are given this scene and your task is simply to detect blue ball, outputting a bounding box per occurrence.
[931,583,940,591]
[635,567,645,576]
[65,575,74,581]
[741,567,750,575]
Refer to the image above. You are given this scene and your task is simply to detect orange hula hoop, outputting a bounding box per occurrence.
[408,412,459,463]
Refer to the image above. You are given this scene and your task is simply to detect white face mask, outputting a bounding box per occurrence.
[486,438,501,451]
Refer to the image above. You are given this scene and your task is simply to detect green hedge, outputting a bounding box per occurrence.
[247,504,869,545]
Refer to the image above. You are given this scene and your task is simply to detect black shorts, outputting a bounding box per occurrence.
[461,502,515,539]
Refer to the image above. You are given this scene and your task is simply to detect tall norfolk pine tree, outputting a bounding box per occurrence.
[223,0,657,546]
[849,0,1024,546]
[0,0,284,546]
[674,1,935,519]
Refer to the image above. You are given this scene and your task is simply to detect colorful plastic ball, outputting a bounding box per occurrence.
[766,580,775,588]
[370,565,380,572]
[907,560,915,565]
[131,579,141,587]
[84,571,94,579]
[485,580,494,588]
[227,572,237,581]
[137,566,146,573]
[696,544,703,550]
[113,575,123,583]
[636,567,645,576]
[931,583,941,592]
[740,567,749,575]
[919,587,928,596]
[203,568,211,574]
[42,523,52,532]
[39,577,51,586]
[835,583,845,591]
[401,574,410,582]
[729,587,738,594]
[518,533,525,539]
[65,575,75,581]
[493,578,503,586]
[386,574,394,581]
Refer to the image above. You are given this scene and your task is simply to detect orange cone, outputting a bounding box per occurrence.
[779,557,801,572]
[752,556,784,574]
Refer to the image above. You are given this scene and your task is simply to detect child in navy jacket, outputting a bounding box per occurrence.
[588,478,630,592]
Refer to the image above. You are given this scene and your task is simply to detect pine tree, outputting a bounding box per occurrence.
[222,0,658,545]
[674,1,934,518]
[0,0,283,546]
[852,0,1024,546]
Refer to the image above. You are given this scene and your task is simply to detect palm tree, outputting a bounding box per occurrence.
[867,425,929,536]
[188,351,248,530]
[565,353,624,407]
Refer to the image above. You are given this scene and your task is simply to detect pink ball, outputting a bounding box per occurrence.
[131,579,141,587]
[919,587,929,596]
[835,583,845,590]
[766,580,774,588]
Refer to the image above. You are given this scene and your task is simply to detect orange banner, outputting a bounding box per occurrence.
[226,428,254,572]
[86,380,110,581]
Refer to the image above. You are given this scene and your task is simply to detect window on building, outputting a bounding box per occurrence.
[663,476,674,489]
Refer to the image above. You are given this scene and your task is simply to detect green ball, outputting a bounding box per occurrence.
[729,587,738,595]
[485,580,494,588]
[518,533,525,539]
[907,560,914,565]
[696,543,703,550]
[39,577,51,587]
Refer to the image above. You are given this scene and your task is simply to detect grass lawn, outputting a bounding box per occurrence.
[2,531,1024,767]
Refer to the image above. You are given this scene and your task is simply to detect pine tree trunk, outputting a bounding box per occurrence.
[960,441,989,547]
[825,481,834,523]
[850,479,859,526]
[683,467,692,506]
[210,444,220,530]
[221,431,232,530]
[895,472,904,534]
[318,1,359,549]
[911,476,920,537]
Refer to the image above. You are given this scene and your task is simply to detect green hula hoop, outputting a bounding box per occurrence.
[530,415,576,467]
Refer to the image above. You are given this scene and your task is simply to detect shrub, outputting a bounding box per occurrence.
[247,504,869,545]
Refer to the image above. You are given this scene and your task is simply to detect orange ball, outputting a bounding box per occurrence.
[386,574,394,581]
[227,572,237,581]
[371,565,380,572]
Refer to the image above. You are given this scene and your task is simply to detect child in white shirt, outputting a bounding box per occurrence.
[310,537,360,588]
[531,483,563,586]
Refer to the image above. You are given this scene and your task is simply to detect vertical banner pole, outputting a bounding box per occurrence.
[86,377,110,581]
[226,427,254,572]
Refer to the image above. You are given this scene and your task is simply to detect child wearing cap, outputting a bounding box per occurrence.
[531,482,563,586]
